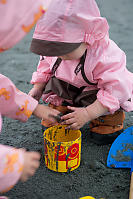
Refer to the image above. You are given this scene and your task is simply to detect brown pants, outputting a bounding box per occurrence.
[42,104,125,134]
[89,110,125,134]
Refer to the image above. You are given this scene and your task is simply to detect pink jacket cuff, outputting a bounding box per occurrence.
[0,74,38,122]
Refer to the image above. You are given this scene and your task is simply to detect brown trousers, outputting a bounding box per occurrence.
[42,104,125,134]
[89,110,125,134]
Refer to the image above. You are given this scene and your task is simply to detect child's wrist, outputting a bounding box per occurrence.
[85,100,108,121]
[85,107,95,121]
[34,82,45,90]
[32,104,41,119]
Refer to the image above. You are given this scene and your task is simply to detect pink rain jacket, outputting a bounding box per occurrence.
[0,0,50,193]
[31,0,133,114]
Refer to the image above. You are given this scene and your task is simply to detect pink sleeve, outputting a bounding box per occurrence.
[0,145,24,193]
[93,40,133,114]
[0,74,38,122]
[31,56,53,84]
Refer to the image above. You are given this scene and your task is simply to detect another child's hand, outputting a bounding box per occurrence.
[61,106,90,130]
[20,151,40,182]
[33,104,61,124]
[29,83,45,101]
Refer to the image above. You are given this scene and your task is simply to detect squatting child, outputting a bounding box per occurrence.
[29,0,133,145]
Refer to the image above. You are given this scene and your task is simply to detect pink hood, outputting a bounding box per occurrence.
[33,0,109,46]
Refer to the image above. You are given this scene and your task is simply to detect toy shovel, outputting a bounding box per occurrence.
[107,126,133,199]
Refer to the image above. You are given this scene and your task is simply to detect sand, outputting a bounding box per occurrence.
[0,0,133,198]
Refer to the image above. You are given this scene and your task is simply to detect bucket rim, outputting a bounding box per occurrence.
[43,125,82,143]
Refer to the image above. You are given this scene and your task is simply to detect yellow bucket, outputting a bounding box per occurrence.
[43,125,81,172]
[79,197,95,199]
[80,197,105,199]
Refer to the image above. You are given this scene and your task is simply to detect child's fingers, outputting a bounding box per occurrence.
[21,177,28,182]
[31,160,40,169]
[61,112,74,120]
[52,109,61,114]
[67,106,77,111]
[48,113,63,123]
[27,160,40,177]
[61,117,75,125]
[28,167,38,176]
[65,123,79,130]
[61,117,79,129]
[29,152,41,161]
[33,160,40,168]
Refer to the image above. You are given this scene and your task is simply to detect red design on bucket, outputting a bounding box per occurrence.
[67,143,79,159]
[55,145,66,161]
[54,143,79,170]
[66,143,79,169]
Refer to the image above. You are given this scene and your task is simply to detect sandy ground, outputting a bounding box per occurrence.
[0,0,133,198]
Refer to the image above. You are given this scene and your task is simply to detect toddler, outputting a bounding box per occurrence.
[29,0,133,145]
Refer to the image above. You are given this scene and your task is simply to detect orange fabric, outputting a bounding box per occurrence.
[89,111,125,134]
[0,0,6,4]
[22,6,45,33]
[48,103,69,114]
[0,88,10,100]
[16,100,32,118]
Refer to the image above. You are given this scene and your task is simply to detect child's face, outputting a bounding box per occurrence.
[58,43,87,60]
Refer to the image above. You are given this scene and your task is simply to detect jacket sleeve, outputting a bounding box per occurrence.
[93,40,133,114]
[31,56,54,84]
[0,74,38,122]
[0,144,24,193]
[0,0,51,51]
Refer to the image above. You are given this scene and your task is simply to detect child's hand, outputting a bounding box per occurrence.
[29,83,45,101]
[61,106,90,130]
[33,104,61,124]
[20,151,40,182]
[61,101,108,130]
[29,87,43,101]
